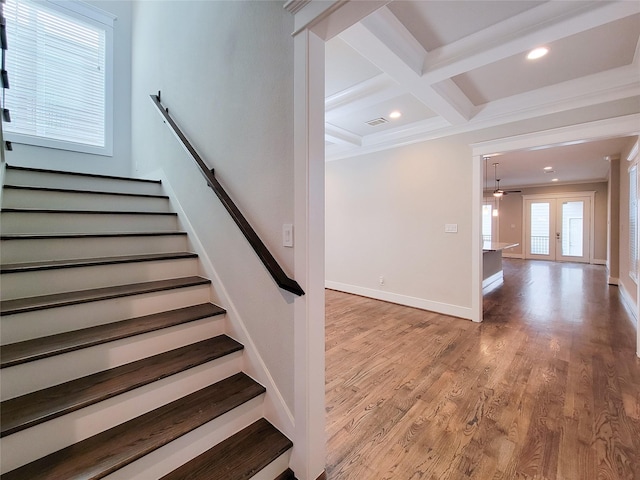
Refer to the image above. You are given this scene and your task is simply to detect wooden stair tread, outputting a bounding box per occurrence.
[159,418,292,480]
[3,184,170,199]
[0,208,177,216]
[1,252,199,274]
[0,231,187,240]
[1,335,243,437]
[1,373,264,480]
[0,303,225,368]
[0,276,211,315]
[5,164,162,184]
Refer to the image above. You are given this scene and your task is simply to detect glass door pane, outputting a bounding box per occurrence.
[530,202,550,255]
[561,201,583,257]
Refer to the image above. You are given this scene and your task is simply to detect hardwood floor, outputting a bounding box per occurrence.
[325,259,640,480]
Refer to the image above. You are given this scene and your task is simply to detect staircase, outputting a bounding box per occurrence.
[0,165,295,480]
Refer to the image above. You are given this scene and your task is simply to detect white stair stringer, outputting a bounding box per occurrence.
[152,168,298,447]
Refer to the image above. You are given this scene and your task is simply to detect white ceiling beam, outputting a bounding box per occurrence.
[472,65,640,123]
[325,123,363,146]
[423,0,640,84]
[325,74,401,116]
[340,7,473,125]
[359,5,426,75]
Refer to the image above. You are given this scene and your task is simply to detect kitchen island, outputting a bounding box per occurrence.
[483,241,518,290]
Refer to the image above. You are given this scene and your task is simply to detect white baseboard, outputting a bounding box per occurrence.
[482,271,503,290]
[592,258,607,265]
[325,280,473,320]
[618,282,638,324]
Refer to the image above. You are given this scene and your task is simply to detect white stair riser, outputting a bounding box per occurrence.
[2,189,171,212]
[1,258,199,300]
[103,395,265,480]
[250,451,293,480]
[1,285,212,344]
[1,317,226,400]
[0,212,178,234]
[4,170,163,196]
[0,354,246,474]
[1,235,189,263]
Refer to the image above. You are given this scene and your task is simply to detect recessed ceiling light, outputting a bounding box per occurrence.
[389,110,402,119]
[543,166,553,171]
[551,178,559,182]
[527,47,549,60]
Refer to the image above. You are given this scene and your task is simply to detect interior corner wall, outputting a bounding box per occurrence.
[4,1,133,177]
[325,139,473,319]
[495,182,609,261]
[129,1,296,411]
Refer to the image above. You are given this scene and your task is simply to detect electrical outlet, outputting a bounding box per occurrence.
[379,275,384,286]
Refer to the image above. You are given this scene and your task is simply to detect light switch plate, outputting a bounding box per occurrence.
[283,224,293,247]
[445,223,458,233]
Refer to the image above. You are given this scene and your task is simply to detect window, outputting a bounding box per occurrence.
[630,164,638,283]
[482,203,492,243]
[3,0,114,155]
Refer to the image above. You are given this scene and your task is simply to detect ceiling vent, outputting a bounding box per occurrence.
[365,117,388,127]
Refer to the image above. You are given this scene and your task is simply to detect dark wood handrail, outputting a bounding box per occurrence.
[150,92,304,296]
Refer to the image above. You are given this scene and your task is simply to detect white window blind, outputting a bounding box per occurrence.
[630,164,638,283]
[4,0,113,154]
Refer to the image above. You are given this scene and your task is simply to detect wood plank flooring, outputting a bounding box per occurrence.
[325,259,639,480]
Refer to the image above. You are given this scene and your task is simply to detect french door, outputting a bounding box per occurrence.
[524,193,593,263]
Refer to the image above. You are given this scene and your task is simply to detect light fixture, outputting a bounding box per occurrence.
[389,110,402,119]
[492,162,503,197]
[543,166,553,171]
[551,178,559,182]
[527,47,548,60]
[492,162,500,216]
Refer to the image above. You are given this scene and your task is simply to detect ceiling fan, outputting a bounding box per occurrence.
[492,162,521,197]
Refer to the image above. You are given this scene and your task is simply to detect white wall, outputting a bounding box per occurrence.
[4,1,133,177]
[326,138,474,319]
[130,1,297,417]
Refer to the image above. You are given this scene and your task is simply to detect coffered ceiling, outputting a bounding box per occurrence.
[324,0,640,185]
